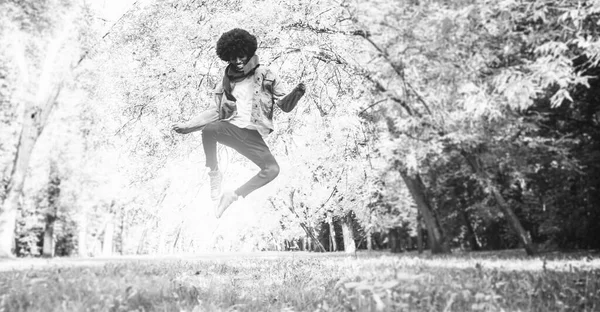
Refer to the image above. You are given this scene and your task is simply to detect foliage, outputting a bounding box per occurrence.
[290,0,600,251]
[2,0,600,256]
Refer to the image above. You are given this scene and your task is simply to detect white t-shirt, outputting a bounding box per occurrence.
[228,76,257,131]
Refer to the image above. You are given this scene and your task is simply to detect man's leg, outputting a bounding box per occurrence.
[202,122,224,201]
[204,122,280,217]
[230,131,279,198]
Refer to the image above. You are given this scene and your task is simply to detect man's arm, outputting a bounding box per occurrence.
[172,107,219,134]
[277,83,306,113]
[270,71,306,113]
[172,86,222,134]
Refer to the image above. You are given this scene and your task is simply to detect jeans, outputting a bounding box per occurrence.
[202,121,280,198]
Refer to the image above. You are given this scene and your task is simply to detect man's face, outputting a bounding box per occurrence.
[230,54,248,71]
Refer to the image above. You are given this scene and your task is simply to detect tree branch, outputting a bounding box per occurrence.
[76,0,142,68]
[288,21,434,116]
[284,21,371,37]
[358,98,387,116]
[313,50,419,118]
[288,190,326,252]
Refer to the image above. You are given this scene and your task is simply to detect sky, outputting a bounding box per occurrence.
[88,0,142,36]
[91,0,138,21]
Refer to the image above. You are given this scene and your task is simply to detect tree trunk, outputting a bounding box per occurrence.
[172,222,183,252]
[0,109,39,257]
[137,228,148,254]
[102,220,114,256]
[0,203,18,257]
[389,228,401,253]
[296,217,325,251]
[269,232,280,251]
[400,170,450,254]
[366,228,373,251]
[491,186,536,255]
[276,192,326,252]
[42,162,60,258]
[42,210,58,258]
[78,213,88,257]
[341,213,356,253]
[329,218,337,252]
[460,209,480,251]
[42,218,55,258]
[461,151,536,256]
[116,207,125,255]
[416,210,424,254]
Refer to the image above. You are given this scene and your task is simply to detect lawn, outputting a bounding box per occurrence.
[0,250,598,311]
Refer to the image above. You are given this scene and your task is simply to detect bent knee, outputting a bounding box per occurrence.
[263,163,280,180]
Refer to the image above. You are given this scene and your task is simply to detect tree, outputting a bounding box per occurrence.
[0,0,87,257]
[41,161,60,257]
[284,0,455,253]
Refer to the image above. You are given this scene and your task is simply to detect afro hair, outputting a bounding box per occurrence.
[216,28,258,61]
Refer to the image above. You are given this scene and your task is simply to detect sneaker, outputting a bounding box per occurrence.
[215,190,239,219]
[208,170,222,201]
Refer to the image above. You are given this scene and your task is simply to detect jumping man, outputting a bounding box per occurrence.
[172,28,306,218]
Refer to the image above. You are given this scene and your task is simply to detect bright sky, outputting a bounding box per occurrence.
[91,0,138,21]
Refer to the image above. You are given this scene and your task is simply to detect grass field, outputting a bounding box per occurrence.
[0,250,599,311]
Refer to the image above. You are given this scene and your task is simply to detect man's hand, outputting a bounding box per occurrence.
[172,122,190,134]
[296,82,306,93]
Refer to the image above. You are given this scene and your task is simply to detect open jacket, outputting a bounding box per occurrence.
[187,66,304,136]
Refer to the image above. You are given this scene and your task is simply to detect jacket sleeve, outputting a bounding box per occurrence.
[184,109,219,132]
[270,71,305,113]
[183,85,221,132]
[213,81,224,107]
